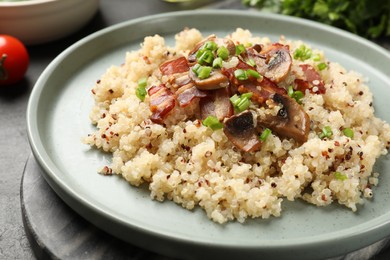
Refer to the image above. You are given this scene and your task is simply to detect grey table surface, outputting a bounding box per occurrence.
[1,0,389,259]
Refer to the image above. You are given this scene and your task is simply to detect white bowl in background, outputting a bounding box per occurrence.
[0,0,100,45]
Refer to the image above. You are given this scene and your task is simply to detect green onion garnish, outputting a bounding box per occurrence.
[293,44,312,61]
[237,97,251,112]
[136,77,148,101]
[334,172,348,181]
[247,69,261,79]
[192,63,201,74]
[230,92,253,112]
[198,50,214,65]
[312,54,321,61]
[217,46,229,60]
[317,62,327,71]
[234,69,248,81]
[136,86,147,101]
[197,66,212,79]
[202,115,223,130]
[196,48,205,59]
[212,57,223,68]
[260,128,272,141]
[230,94,240,106]
[319,126,333,139]
[292,91,304,104]
[287,85,294,97]
[204,41,218,51]
[287,86,304,104]
[241,92,253,99]
[246,58,256,67]
[343,128,354,139]
[235,44,246,56]
[138,77,147,88]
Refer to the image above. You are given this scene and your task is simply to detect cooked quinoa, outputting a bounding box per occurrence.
[84,28,390,224]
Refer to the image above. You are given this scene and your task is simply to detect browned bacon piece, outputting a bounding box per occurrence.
[295,64,326,94]
[159,56,189,76]
[148,84,175,124]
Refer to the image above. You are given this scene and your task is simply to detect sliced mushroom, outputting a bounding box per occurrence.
[248,43,292,83]
[260,93,310,143]
[223,110,262,152]
[199,87,234,121]
[189,68,229,90]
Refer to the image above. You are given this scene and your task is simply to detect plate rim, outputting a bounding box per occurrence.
[26,9,390,259]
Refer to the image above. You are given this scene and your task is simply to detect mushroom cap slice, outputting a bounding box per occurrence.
[248,43,292,83]
[189,68,229,90]
[260,93,310,143]
[223,110,262,152]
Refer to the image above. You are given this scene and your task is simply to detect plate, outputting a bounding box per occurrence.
[27,10,390,260]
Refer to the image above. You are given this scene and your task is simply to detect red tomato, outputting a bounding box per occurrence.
[0,35,29,86]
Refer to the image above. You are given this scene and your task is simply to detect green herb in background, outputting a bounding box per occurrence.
[242,0,390,39]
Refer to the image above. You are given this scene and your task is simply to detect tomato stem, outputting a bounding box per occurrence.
[0,54,8,81]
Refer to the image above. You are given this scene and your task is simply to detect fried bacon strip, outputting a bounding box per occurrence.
[159,56,189,76]
[148,84,175,124]
[176,84,207,107]
[295,64,326,94]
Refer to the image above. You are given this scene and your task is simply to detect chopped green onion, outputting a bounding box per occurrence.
[312,54,321,61]
[237,97,251,112]
[212,57,223,68]
[343,128,354,139]
[202,115,223,130]
[138,77,147,88]
[136,86,147,101]
[192,63,201,74]
[241,92,253,99]
[204,41,218,51]
[246,58,256,67]
[198,50,214,65]
[230,92,253,112]
[287,86,304,104]
[234,69,248,80]
[259,128,272,141]
[287,85,294,97]
[217,46,229,60]
[319,126,333,139]
[136,77,148,101]
[235,44,246,56]
[317,62,327,71]
[292,91,304,104]
[197,66,212,79]
[293,44,312,61]
[334,172,348,181]
[196,48,205,59]
[230,94,240,106]
[247,69,261,79]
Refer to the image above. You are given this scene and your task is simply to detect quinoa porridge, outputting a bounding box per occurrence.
[83,28,390,224]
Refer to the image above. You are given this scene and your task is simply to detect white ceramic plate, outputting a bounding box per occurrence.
[27,10,390,260]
